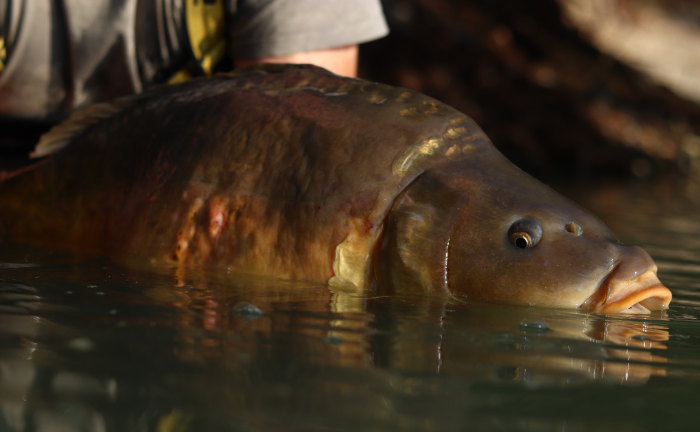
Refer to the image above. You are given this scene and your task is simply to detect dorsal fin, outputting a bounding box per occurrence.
[29,102,124,159]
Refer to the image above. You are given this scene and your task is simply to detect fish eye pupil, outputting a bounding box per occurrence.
[514,234,531,249]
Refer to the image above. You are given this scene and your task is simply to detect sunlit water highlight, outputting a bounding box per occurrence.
[1,177,700,431]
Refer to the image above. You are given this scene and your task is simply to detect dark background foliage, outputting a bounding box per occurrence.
[360,0,700,180]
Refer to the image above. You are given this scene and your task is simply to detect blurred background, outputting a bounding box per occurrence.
[360,0,700,181]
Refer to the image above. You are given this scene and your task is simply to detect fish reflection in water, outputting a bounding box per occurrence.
[0,259,674,431]
[368,297,669,385]
[142,270,672,385]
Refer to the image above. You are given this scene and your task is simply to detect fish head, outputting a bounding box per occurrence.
[378,148,672,314]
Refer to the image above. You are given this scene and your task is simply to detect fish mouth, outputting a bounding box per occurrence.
[581,266,672,314]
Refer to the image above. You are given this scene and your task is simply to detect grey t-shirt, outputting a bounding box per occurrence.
[0,0,388,122]
[231,0,388,59]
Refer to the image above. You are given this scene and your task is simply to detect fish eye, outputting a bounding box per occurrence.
[508,218,542,249]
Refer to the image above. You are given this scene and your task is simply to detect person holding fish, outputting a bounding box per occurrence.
[0,0,387,128]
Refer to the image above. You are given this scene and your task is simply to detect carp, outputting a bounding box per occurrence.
[0,64,671,314]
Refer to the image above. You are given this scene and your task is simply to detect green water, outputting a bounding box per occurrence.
[1,178,699,432]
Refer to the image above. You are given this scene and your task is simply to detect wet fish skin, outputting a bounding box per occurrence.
[0,65,465,281]
[0,64,671,313]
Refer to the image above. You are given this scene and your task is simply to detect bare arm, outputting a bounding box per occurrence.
[235,45,359,78]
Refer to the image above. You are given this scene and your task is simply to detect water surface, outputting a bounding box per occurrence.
[1,177,700,432]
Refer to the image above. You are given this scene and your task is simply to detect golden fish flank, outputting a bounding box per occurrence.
[0,64,672,314]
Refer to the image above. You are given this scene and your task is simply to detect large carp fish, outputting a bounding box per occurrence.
[0,64,671,314]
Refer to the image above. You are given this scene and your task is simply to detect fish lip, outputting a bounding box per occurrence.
[580,265,672,314]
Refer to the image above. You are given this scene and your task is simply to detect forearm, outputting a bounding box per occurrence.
[235,45,359,78]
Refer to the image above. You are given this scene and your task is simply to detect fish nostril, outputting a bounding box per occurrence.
[565,221,583,236]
